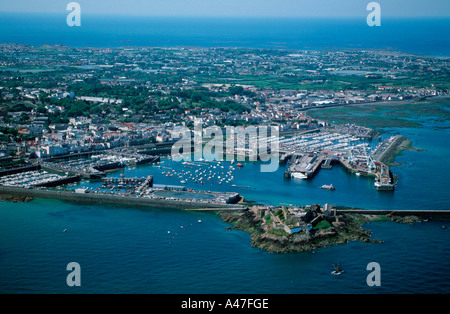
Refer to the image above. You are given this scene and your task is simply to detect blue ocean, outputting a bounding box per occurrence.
[0,13,450,294]
[0,13,450,56]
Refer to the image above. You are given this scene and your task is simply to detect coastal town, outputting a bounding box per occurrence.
[1,44,448,160]
[0,44,449,239]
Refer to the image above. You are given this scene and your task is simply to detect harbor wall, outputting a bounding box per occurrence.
[136,155,160,165]
[373,135,409,164]
[336,209,450,219]
[0,186,245,211]
[94,161,125,171]
[34,175,81,187]
[139,148,172,156]
[41,164,105,179]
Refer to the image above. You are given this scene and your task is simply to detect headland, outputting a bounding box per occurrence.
[217,204,450,253]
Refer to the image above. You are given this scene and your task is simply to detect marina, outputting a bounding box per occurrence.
[0,130,403,199]
[276,129,366,155]
[166,160,238,186]
[279,129,404,191]
[41,152,159,179]
[0,156,243,209]
[0,169,80,188]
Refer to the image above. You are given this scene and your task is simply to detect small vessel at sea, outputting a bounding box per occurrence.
[321,184,335,191]
[374,177,395,191]
[331,263,344,276]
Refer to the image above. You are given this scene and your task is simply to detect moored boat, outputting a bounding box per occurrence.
[291,172,307,179]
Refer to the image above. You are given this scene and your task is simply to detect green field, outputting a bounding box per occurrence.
[307,97,450,129]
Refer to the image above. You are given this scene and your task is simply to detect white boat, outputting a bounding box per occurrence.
[331,264,344,275]
[291,172,308,179]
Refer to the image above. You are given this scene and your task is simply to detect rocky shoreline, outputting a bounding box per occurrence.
[216,208,423,253]
[216,210,381,253]
[0,194,33,203]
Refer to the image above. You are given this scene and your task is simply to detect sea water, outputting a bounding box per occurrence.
[0,118,449,293]
[0,13,449,57]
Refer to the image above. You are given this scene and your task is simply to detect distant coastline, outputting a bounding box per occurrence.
[1,13,449,57]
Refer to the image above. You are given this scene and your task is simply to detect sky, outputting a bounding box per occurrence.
[0,0,449,17]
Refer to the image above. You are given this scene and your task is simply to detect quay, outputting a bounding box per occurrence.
[321,158,333,170]
[372,135,407,164]
[0,164,41,177]
[285,153,324,179]
[139,147,173,156]
[42,151,96,162]
[104,151,160,166]
[34,175,80,188]
[370,135,408,191]
[41,162,105,179]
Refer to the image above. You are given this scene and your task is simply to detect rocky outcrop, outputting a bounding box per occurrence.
[387,214,422,225]
[216,210,382,254]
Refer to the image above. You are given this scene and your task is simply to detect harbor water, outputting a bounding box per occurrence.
[0,116,449,294]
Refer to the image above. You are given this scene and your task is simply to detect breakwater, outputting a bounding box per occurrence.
[34,175,80,187]
[0,186,245,211]
[336,209,450,219]
[372,135,409,165]
[41,163,105,179]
